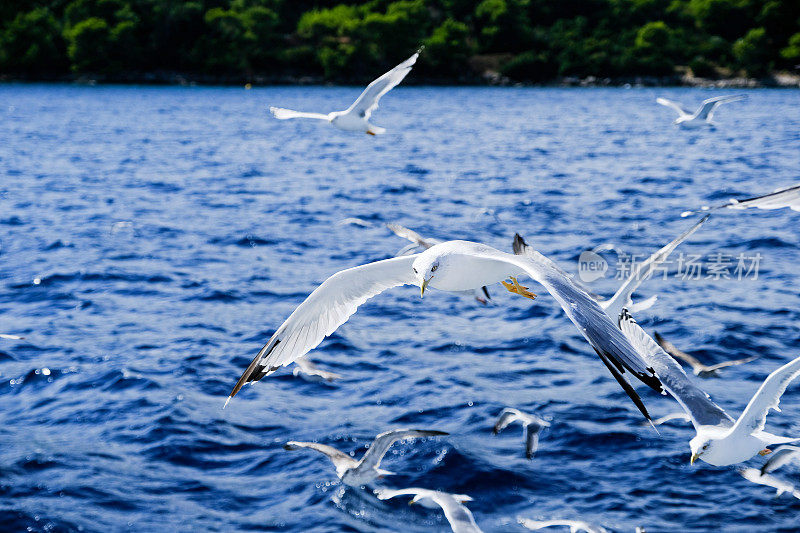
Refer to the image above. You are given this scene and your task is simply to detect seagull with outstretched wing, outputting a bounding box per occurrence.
[681,183,800,218]
[376,488,482,533]
[654,332,756,378]
[656,94,747,127]
[492,407,550,459]
[269,49,420,135]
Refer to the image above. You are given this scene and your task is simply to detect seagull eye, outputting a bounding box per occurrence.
[431,265,438,272]
[413,268,418,274]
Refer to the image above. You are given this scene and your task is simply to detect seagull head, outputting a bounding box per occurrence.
[412,252,444,298]
[689,434,713,465]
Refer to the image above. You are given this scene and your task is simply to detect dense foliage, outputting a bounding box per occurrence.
[1,0,798,82]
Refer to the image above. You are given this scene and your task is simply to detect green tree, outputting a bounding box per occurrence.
[780,32,800,63]
[0,8,66,74]
[733,26,771,76]
[423,18,474,77]
[631,21,678,75]
[64,17,111,72]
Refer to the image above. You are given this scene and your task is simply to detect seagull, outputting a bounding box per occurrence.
[739,467,800,499]
[0,334,24,340]
[647,411,692,427]
[283,428,447,487]
[518,518,609,533]
[492,407,550,459]
[269,49,420,135]
[226,240,664,424]
[375,488,482,533]
[618,309,800,466]
[292,356,342,382]
[388,223,491,304]
[681,183,800,217]
[656,94,747,127]
[654,332,756,377]
[513,216,708,319]
[760,445,800,475]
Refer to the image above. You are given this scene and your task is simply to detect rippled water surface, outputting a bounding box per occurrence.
[1,84,799,532]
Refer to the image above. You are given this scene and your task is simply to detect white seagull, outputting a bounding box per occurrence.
[656,94,747,127]
[492,407,550,459]
[0,334,24,340]
[739,467,800,499]
[388,223,491,304]
[513,216,708,319]
[647,411,692,427]
[760,445,800,475]
[518,518,609,533]
[654,332,756,378]
[226,240,664,423]
[269,49,420,135]
[375,488,482,533]
[681,183,800,218]
[283,428,447,487]
[291,355,342,382]
[618,309,800,466]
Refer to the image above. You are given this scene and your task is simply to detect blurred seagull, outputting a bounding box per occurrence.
[656,94,747,127]
[492,407,550,459]
[387,223,491,304]
[739,467,800,499]
[283,428,447,487]
[292,356,341,382]
[619,309,800,466]
[269,49,420,135]
[681,183,800,217]
[648,412,692,427]
[375,488,482,533]
[518,518,609,533]
[760,445,800,475]
[654,332,756,378]
[225,240,664,425]
[0,334,24,340]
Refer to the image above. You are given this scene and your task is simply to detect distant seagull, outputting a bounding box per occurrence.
[337,217,374,227]
[376,488,482,533]
[656,94,747,127]
[292,356,341,382]
[618,309,800,466]
[226,240,664,425]
[283,428,446,486]
[0,334,24,340]
[492,407,550,459]
[387,223,491,304]
[760,445,800,475]
[269,49,420,135]
[654,332,756,378]
[518,518,609,533]
[647,412,692,427]
[681,183,800,217]
[739,467,800,499]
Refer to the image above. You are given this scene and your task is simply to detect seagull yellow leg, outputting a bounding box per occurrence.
[366,130,376,136]
[759,448,772,456]
[501,276,537,300]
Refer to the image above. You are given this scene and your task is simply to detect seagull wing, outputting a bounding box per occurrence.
[651,412,692,426]
[227,255,419,404]
[695,94,746,120]
[293,356,342,381]
[525,424,543,459]
[653,332,705,372]
[374,487,433,500]
[760,445,800,475]
[519,519,605,533]
[602,215,709,317]
[387,223,440,249]
[501,238,665,422]
[682,183,800,217]
[429,493,483,533]
[0,333,24,340]
[729,355,800,436]
[284,441,357,470]
[493,408,521,434]
[656,97,690,117]
[269,106,330,121]
[357,429,448,471]
[618,310,734,429]
[345,50,420,120]
[705,356,757,372]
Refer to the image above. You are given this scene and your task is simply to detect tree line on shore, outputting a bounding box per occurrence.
[1,0,799,83]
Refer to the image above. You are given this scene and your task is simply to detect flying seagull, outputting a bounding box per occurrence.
[283,428,446,487]
[375,488,482,533]
[388,223,491,304]
[225,240,664,424]
[645,411,692,427]
[739,467,800,499]
[760,445,800,475]
[518,518,609,533]
[269,49,420,135]
[0,334,24,340]
[656,94,747,127]
[681,183,800,217]
[513,216,708,319]
[292,356,342,382]
[492,407,550,459]
[654,332,756,378]
[618,309,800,466]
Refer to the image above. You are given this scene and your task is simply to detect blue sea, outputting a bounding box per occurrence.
[1,84,799,532]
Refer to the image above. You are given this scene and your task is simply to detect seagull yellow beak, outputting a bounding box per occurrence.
[690,453,699,465]
[420,278,432,298]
